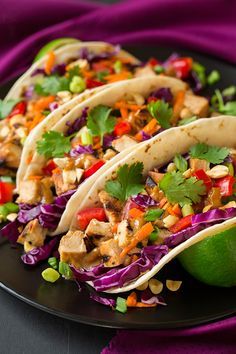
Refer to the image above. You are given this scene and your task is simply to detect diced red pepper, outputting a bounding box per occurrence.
[77,207,107,230]
[171,57,193,79]
[42,160,57,176]
[147,96,158,103]
[148,58,159,67]
[92,62,113,73]
[114,121,131,136]
[0,181,14,204]
[8,101,27,118]
[86,79,104,89]
[193,169,212,192]
[83,160,105,179]
[170,215,193,233]
[214,176,235,197]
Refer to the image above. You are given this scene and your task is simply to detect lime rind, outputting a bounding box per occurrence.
[33,38,80,62]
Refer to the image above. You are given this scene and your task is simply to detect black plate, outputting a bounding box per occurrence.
[0,46,236,329]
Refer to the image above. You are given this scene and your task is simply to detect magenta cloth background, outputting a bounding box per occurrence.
[0,0,235,352]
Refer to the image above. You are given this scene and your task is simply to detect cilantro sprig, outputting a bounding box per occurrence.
[0,99,21,119]
[105,162,144,201]
[37,131,75,158]
[144,208,164,221]
[174,154,188,172]
[189,143,229,164]
[87,105,116,144]
[159,171,206,206]
[213,89,236,115]
[147,100,173,129]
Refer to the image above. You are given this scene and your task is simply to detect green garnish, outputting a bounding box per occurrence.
[105,162,144,201]
[42,268,60,283]
[69,76,86,93]
[147,100,173,129]
[144,208,164,221]
[0,202,19,220]
[114,60,122,74]
[96,70,109,82]
[174,154,188,172]
[87,105,116,144]
[42,110,51,116]
[0,176,14,183]
[222,86,236,98]
[189,143,229,164]
[81,130,93,146]
[178,116,197,126]
[116,297,127,314]
[159,171,206,206]
[213,89,236,115]
[154,65,164,74]
[207,70,220,85]
[58,261,73,279]
[35,76,70,96]
[192,62,206,86]
[37,131,74,158]
[0,99,21,119]
[149,230,159,243]
[181,204,194,217]
[48,257,58,270]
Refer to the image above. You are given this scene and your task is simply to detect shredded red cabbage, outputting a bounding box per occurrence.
[0,220,22,244]
[162,53,180,68]
[24,85,34,99]
[103,134,116,148]
[70,145,93,158]
[21,237,59,265]
[90,293,116,307]
[66,107,88,135]
[79,46,120,62]
[17,205,41,223]
[71,245,168,291]
[140,131,151,141]
[141,289,167,306]
[164,224,204,248]
[131,194,157,208]
[49,102,59,112]
[149,87,173,103]
[51,64,66,76]
[191,207,236,226]
[31,68,45,77]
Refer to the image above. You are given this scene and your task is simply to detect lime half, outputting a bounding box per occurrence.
[34,38,80,62]
[178,226,236,287]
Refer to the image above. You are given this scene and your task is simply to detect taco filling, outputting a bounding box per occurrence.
[58,143,236,291]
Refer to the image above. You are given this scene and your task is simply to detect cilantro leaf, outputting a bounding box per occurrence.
[36,131,72,158]
[105,162,144,201]
[174,154,188,172]
[147,100,173,129]
[159,171,206,206]
[213,89,236,115]
[0,99,21,119]
[189,143,229,164]
[87,105,116,144]
[67,65,81,81]
[178,116,197,126]
[144,208,164,221]
[35,76,70,96]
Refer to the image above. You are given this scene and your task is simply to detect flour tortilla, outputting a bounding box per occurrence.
[66,115,236,293]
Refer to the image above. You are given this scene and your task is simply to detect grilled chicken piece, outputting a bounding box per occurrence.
[41,177,54,204]
[98,191,123,224]
[112,135,138,153]
[0,142,22,169]
[85,219,113,246]
[116,220,132,248]
[103,149,117,161]
[184,94,209,118]
[59,230,87,268]
[128,110,150,132]
[148,171,164,184]
[134,66,156,78]
[52,168,77,196]
[99,239,123,267]
[189,158,210,172]
[17,179,42,204]
[17,219,46,248]
[75,154,97,169]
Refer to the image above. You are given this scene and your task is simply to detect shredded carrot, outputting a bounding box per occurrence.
[120,107,128,119]
[105,71,130,83]
[159,197,168,208]
[126,292,137,307]
[26,113,44,131]
[135,302,157,308]
[119,57,136,64]
[34,96,56,112]
[112,223,118,233]
[52,167,61,175]
[44,51,56,75]
[135,118,160,142]
[80,69,94,79]
[129,208,144,219]
[114,101,145,111]
[120,222,154,259]
[28,175,42,180]
[171,90,186,125]
[167,204,181,217]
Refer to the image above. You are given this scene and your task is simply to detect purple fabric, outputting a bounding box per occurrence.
[1,0,236,84]
[102,316,236,354]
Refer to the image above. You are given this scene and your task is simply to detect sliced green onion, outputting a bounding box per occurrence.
[69,76,86,93]
[48,257,58,270]
[207,70,220,85]
[224,162,234,176]
[149,231,159,243]
[42,268,60,283]
[59,261,73,279]
[96,70,109,82]
[81,130,93,146]
[154,65,164,74]
[114,60,122,74]
[174,153,188,172]
[0,202,19,220]
[144,209,164,221]
[0,176,14,183]
[192,62,206,85]
[178,116,197,126]
[182,204,194,217]
[116,297,127,313]
[222,86,236,97]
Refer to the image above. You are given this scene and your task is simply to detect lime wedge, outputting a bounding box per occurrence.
[33,38,80,62]
[178,226,236,287]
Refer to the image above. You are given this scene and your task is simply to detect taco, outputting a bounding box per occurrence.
[56,115,236,294]
[12,74,208,247]
[0,42,141,175]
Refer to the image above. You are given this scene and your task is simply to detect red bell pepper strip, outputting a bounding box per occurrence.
[86,79,104,89]
[0,181,15,204]
[8,101,27,118]
[147,96,158,103]
[83,160,105,179]
[170,215,193,233]
[42,160,57,176]
[171,57,193,79]
[148,58,159,67]
[214,176,235,197]
[77,207,107,230]
[114,121,131,136]
[193,169,212,192]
